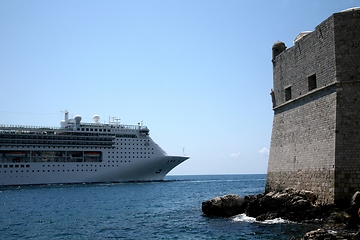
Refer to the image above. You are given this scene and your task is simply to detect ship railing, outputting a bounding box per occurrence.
[0,123,149,132]
[80,122,148,130]
[0,124,62,131]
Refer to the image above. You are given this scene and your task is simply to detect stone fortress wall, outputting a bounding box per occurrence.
[266,7,360,205]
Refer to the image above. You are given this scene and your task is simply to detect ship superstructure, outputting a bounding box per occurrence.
[0,111,189,185]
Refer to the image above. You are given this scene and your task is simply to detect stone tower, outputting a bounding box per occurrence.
[266,7,360,205]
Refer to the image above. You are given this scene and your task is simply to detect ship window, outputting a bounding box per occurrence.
[308,74,317,91]
[285,86,292,101]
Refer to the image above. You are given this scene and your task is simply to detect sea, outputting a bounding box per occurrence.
[0,174,318,239]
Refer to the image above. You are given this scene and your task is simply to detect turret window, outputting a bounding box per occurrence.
[285,86,292,101]
[308,74,317,91]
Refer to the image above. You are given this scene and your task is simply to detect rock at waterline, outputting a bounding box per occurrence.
[202,194,245,217]
[301,228,336,240]
[351,191,360,208]
[202,190,360,239]
[202,188,318,221]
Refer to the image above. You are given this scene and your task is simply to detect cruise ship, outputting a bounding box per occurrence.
[0,112,189,186]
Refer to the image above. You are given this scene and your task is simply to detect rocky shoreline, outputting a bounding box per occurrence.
[202,188,360,239]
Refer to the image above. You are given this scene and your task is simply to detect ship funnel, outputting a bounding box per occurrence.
[64,111,69,122]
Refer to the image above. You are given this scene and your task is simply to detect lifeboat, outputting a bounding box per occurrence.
[84,151,101,157]
[5,151,27,157]
[70,152,82,157]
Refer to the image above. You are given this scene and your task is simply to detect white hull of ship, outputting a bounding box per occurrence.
[0,156,187,186]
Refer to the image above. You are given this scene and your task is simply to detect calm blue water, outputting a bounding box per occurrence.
[0,174,316,239]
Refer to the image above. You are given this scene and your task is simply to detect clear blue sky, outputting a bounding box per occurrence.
[0,1,358,175]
